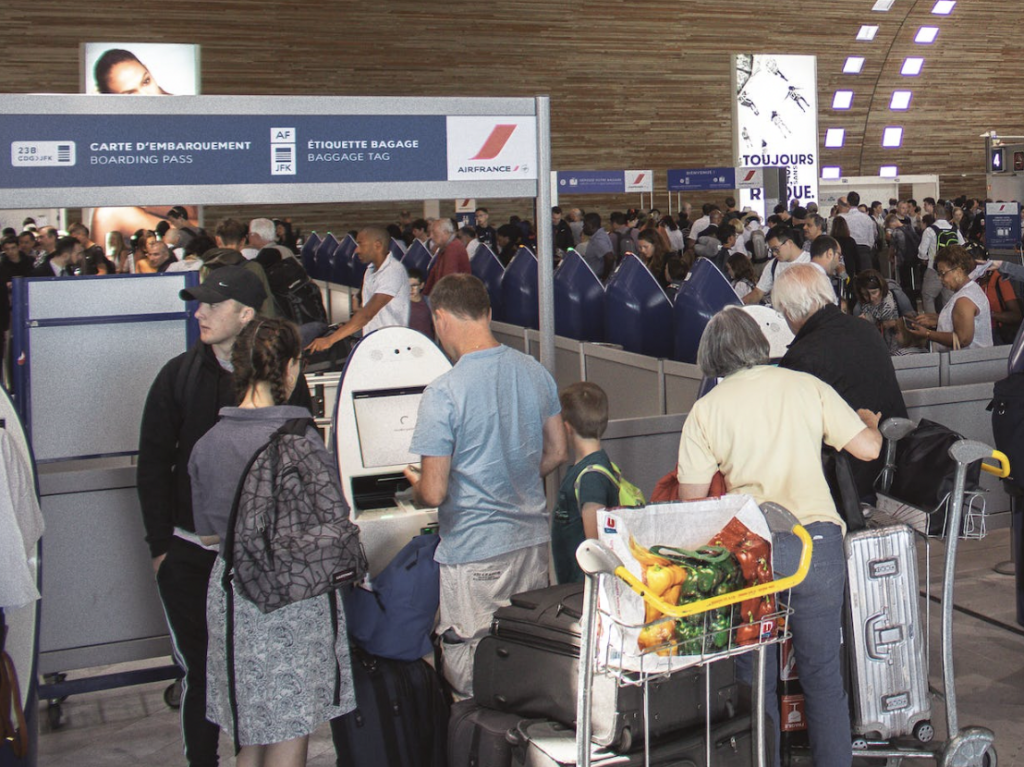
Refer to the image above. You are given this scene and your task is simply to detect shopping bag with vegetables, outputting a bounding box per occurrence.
[596,495,773,673]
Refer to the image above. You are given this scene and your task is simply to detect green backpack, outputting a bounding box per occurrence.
[573,462,646,509]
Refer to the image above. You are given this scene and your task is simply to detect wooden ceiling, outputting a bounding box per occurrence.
[0,0,1018,233]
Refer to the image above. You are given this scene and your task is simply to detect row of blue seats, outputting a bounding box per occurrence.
[300,233,741,364]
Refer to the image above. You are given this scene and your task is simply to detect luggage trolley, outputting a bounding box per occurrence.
[856,426,1009,766]
[570,502,813,767]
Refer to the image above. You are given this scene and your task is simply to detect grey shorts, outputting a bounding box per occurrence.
[437,543,549,698]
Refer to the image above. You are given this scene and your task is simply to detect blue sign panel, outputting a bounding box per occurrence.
[666,167,736,192]
[985,202,1022,252]
[556,170,625,195]
[0,114,448,188]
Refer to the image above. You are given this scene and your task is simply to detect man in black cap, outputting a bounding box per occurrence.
[137,266,310,767]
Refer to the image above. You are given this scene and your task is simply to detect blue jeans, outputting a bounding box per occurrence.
[739,521,852,767]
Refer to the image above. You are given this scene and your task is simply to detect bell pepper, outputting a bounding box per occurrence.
[638,619,677,653]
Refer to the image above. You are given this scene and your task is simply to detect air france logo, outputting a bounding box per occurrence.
[447,116,537,180]
[742,170,758,183]
[471,125,517,160]
[632,173,646,186]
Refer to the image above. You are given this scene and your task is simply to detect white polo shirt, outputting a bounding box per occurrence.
[362,254,411,333]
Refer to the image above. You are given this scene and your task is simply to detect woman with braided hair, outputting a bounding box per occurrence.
[188,317,356,766]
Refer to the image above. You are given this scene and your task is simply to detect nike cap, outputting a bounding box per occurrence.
[179,265,267,310]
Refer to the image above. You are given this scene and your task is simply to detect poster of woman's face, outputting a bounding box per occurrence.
[81,43,200,96]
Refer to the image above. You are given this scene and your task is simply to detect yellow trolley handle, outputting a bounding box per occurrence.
[611,524,814,620]
[980,449,1010,479]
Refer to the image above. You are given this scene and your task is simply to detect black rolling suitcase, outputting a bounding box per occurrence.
[330,648,448,767]
[448,699,526,767]
[473,583,739,752]
[509,715,771,767]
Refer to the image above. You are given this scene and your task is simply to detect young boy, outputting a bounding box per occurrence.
[406,268,434,340]
[551,382,620,584]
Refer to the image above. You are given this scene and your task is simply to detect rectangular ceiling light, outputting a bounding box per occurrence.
[932,1,956,14]
[882,127,904,148]
[857,25,880,40]
[825,128,846,148]
[833,91,854,110]
[822,167,842,180]
[880,166,899,177]
[873,0,895,9]
[844,56,866,74]
[901,57,924,75]
[890,90,913,110]
[915,26,940,43]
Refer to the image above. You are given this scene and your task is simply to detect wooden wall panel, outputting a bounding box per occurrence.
[1,0,1019,236]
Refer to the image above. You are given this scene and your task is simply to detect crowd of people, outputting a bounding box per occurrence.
[3,190,1020,767]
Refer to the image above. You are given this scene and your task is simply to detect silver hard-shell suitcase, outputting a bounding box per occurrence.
[844,523,933,742]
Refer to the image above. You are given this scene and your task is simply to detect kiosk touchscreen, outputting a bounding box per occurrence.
[334,326,452,574]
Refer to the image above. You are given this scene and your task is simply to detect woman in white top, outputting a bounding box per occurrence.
[906,244,992,350]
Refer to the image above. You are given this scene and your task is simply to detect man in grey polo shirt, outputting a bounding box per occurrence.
[404,274,567,697]
[582,211,615,281]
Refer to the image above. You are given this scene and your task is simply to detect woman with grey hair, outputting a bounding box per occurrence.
[678,306,883,767]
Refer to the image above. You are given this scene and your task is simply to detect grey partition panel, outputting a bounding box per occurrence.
[526,331,584,391]
[21,274,194,461]
[902,383,1010,519]
[491,321,527,352]
[583,344,663,420]
[941,345,1010,387]
[601,414,687,498]
[30,320,184,461]
[663,359,704,416]
[893,352,941,391]
[37,466,171,674]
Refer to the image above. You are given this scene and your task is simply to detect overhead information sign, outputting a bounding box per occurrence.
[986,202,1022,252]
[666,167,737,192]
[556,169,653,195]
[0,95,542,206]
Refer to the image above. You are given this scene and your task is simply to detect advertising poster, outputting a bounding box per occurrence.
[80,43,201,248]
[81,43,200,96]
[733,54,818,208]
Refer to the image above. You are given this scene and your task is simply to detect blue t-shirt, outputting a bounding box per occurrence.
[410,344,560,565]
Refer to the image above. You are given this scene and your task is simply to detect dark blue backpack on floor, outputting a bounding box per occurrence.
[345,533,440,661]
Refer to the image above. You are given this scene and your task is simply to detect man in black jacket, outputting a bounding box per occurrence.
[137,266,311,767]
[773,264,907,502]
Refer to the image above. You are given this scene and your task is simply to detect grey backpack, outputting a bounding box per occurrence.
[223,418,367,614]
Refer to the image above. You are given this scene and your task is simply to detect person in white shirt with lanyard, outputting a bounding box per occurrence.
[306,227,410,353]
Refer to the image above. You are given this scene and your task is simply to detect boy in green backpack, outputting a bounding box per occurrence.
[551,382,644,583]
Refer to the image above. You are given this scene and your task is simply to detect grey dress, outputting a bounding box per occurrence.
[190,406,356,746]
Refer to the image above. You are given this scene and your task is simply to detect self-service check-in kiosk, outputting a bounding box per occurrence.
[333,326,452,574]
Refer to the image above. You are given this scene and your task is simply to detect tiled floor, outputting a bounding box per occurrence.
[35,528,1024,766]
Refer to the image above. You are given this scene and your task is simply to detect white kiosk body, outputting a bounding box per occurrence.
[333,326,452,574]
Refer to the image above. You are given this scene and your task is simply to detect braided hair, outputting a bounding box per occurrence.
[231,317,302,406]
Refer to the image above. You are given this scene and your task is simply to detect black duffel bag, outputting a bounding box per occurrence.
[887,418,982,535]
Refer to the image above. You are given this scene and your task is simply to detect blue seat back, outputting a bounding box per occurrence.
[554,250,605,342]
[402,240,433,280]
[313,234,340,282]
[470,244,506,322]
[604,255,674,358]
[300,232,322,275]
[502,247,539,329]
[672,258,742,364]
[330,234,357,286]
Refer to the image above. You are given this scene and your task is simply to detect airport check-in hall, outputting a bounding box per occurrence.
[1,4,1024,766]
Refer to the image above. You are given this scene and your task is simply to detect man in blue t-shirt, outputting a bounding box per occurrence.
[404,274,567,697]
